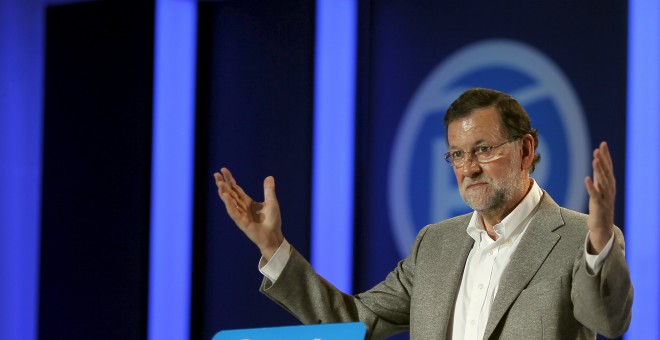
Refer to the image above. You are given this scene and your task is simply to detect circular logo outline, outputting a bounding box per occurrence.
[388,39,590,257]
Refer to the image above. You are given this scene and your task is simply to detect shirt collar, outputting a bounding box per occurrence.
[466,179,543,243]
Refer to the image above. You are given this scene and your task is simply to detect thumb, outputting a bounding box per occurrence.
[263,176,277,202]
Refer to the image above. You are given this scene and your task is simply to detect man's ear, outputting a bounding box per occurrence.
[520,134,535,171]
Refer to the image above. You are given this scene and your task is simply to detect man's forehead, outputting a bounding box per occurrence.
[447,108,505,146]
[459,118,477,132]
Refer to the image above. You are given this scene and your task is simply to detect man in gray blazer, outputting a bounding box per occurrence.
[215,88,633,339]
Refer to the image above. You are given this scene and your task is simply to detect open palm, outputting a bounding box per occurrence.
[214,167,284,260]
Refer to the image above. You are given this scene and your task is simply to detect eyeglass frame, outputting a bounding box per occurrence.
[444,135,522,167]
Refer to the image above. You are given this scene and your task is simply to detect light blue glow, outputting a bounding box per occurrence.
[0,1,43,339]
[625,0,660,339]
[311,0,357,293]
[148,1,197,339]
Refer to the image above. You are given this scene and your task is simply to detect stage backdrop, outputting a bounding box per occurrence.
[12,1,633,339]
[354,1,627,339]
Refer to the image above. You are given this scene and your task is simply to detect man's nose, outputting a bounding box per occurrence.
[461,156,482,176]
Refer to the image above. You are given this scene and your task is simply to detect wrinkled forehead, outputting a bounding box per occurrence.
[446,108,507,148]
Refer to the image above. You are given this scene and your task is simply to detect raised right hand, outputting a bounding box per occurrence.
[214,167,284,261]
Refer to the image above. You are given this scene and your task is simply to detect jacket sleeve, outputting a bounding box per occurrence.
[260,226,431,339]
[571,227,634,338]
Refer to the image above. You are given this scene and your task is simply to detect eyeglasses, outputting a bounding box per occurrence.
[444,136,521,168]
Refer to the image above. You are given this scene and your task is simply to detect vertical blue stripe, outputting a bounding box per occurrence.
[0,1,43,339]
[625,0,660,338]
[148,1,197,339]
[311,0,357,293]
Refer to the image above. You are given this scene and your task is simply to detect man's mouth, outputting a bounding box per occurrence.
[465,182,487,190]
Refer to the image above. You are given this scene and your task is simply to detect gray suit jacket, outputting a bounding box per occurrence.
[261,193,633,339]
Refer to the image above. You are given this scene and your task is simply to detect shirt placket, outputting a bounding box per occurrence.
[463,240,499,339]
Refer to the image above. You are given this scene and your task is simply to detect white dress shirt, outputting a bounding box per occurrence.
[260,180,614,340]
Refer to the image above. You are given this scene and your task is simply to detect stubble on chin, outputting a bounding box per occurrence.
[461,183,506,213]
[460,170,524,214]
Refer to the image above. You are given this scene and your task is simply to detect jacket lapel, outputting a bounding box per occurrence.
[482,192,564,339]
[414,214,474,339]
[437,231,474,336]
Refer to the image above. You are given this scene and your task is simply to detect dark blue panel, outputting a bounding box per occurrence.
[192,1,315,339]
[39,3,154,339]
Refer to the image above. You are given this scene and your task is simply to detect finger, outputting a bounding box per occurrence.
[214,172,229,191]
[220,190,241,214]
[594,145,614,182]
[217,182,237,205]
[217,181,242,206]
[584,176,599,200]
[220,167,232,185]
[264,176,277,203]
[592,157,605,189]
[589,171,614,209]
[592,140,614,176]
[221,192,249,227]
[216,180,250,215]
[599,141,614,171]
[597,155,614,184]
[218,168,244,199]
[594,156,614,184]
[216,170,238,197]
[592,155,614,195]
[234,182,250,205]
[593,157,615,198]
[593,162,613,202]
[221,167,253,205]
[220,168,241,195]
[215,173,231,197]
[221,167,240,187]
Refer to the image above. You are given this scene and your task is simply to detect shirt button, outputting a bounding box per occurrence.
[470,320,476,326]
[478,284,484,290]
